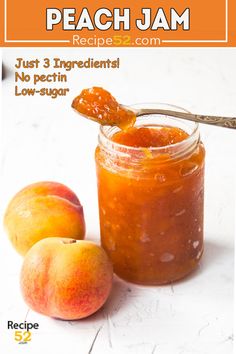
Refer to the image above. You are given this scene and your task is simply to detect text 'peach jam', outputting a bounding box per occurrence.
[95,113,205,285]
[72,87,136,130]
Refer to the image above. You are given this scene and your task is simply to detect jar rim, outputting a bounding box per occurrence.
[99,103,200,157]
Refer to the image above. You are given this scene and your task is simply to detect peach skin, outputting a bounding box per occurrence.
[20,238,113,320]
[4,181,85,255]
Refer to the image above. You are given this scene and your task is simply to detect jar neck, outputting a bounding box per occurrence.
[98,107,200,166]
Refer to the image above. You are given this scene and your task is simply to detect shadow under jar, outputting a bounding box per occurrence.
[95,104,205,285]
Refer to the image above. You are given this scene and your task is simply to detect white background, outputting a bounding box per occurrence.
[0,48,235,354]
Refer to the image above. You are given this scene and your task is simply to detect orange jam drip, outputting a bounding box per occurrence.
[72,87,136,129]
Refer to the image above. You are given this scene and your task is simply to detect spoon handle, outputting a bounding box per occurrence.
[136,109,236,129]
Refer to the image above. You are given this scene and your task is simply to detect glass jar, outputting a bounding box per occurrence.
[95,104,205,285]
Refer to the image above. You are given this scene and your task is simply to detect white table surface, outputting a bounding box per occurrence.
[0,48,235,354]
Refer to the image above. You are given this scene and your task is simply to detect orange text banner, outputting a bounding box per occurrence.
[0,0,236,47]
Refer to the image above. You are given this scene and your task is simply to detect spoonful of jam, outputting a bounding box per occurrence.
[72,87,236,130]
[72,87,136,130]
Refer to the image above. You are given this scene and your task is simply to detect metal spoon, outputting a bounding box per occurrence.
[122,106,236,129]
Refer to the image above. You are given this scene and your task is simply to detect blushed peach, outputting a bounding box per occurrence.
[20,238,113,320]
[4,181,85,255]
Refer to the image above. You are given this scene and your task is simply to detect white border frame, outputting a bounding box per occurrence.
[3,0,228,44]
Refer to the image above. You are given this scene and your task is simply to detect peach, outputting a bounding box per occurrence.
[4,182,85,255]
[20,238,113,320]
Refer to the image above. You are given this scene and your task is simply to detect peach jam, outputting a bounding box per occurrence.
[95,105,205,285]
[72,87,136,129]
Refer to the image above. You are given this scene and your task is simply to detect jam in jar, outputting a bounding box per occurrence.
[95,104,205,285]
